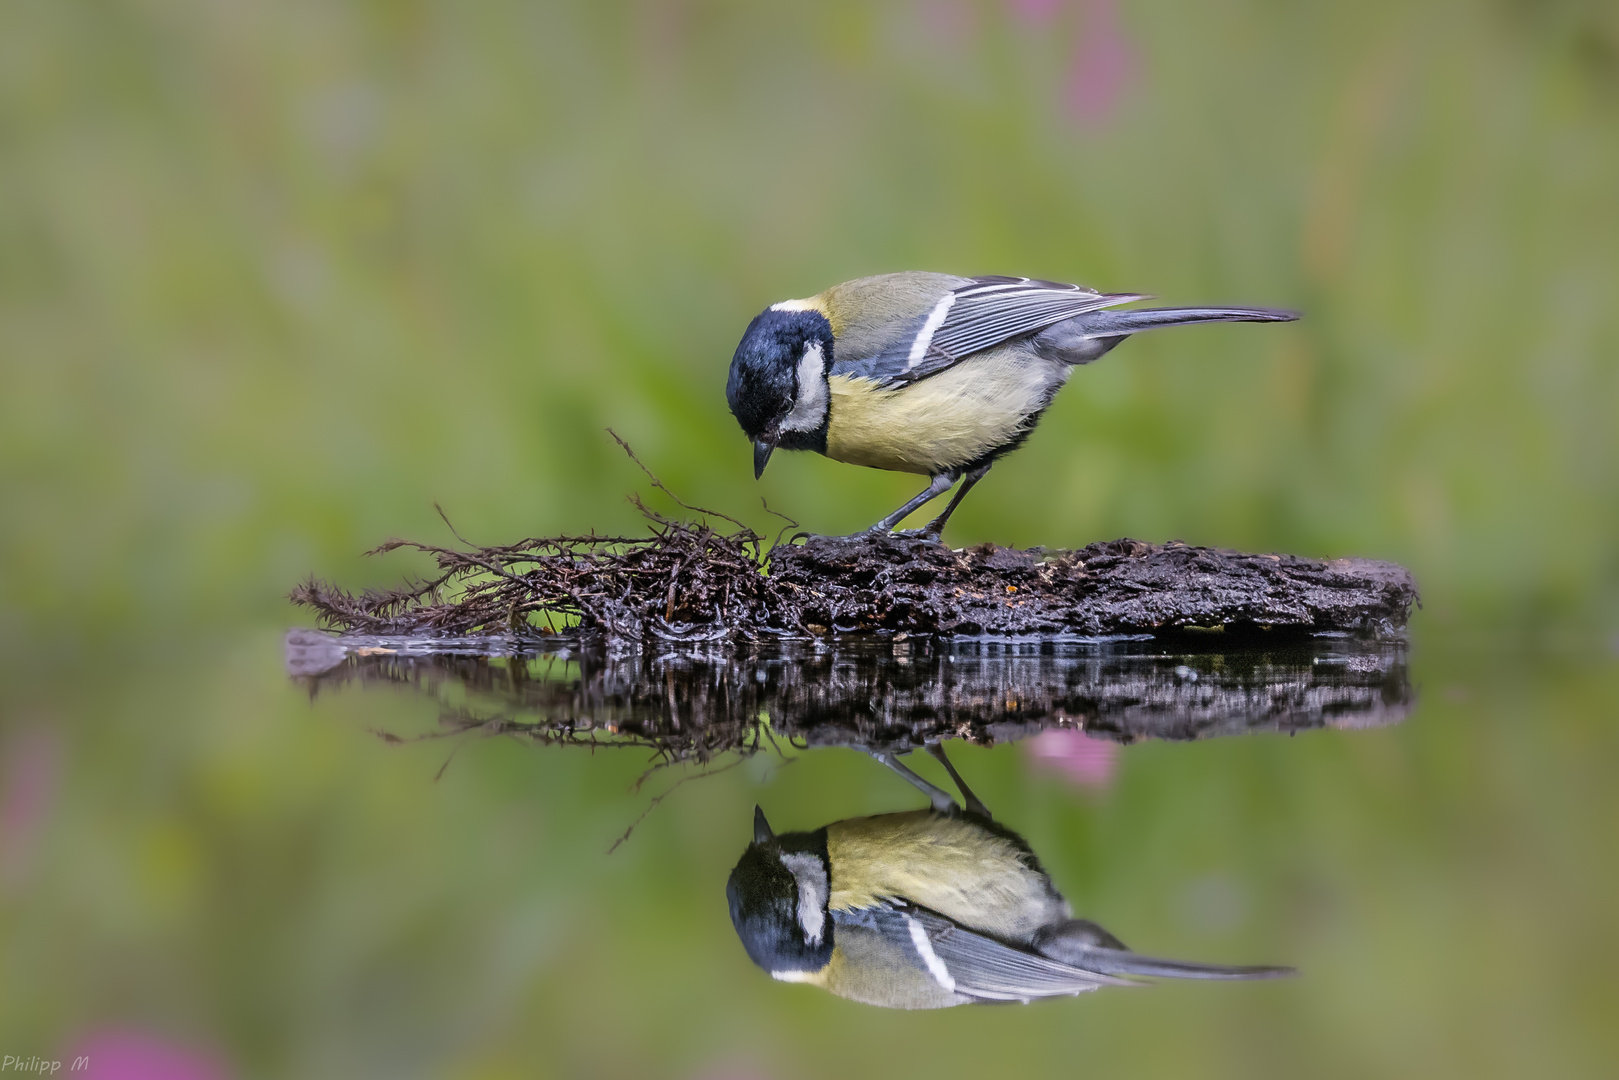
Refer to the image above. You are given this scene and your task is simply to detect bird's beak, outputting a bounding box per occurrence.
[753,805,775,845]
[752,440,774,480]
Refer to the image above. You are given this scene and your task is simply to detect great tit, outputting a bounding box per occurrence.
[726,273,1296,537]
[727,745,1292,1009]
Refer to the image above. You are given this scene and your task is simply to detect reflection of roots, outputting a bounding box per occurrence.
[290,436,1417,642]
[313,645,797,852]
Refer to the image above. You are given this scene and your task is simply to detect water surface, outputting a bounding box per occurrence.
[3,629,1614,1077]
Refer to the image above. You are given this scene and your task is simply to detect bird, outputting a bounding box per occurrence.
[726,744,1293,1009]
[725,272,1297,538]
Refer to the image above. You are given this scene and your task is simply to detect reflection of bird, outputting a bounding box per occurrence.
[726,273,1296,537]
[727,745,1292,1009]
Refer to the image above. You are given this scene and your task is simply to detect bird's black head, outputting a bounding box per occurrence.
[726,306,834,477]
[726,806,833,978]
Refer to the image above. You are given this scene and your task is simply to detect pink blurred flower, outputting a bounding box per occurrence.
[0,726,61,890]
[1064,0,1136,126]
[63,1030,231,1080]
[1025,727,1119,789]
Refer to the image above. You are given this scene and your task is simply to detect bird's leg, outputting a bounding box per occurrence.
[865,472,958,534]
[915,463,991,540]
[871,751,957,814]
[926,742,991,819]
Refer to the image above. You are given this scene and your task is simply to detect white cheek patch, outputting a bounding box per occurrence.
[779,341,828,434]
[907,293,957,368]
[779,853,828,946]
[770,298,817,312]
[771,969,820,982]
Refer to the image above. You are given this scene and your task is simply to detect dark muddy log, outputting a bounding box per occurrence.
[292,526,1416,643]
[291,441,1414,642]
[771,534,1417,640]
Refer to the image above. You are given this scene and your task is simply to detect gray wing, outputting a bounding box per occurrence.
[836,903,1133,1004]
[823,917,971,1009]
[859,276,1146,389]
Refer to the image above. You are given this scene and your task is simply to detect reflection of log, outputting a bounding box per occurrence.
[772,535,1418,639]
[770,640,1413,747]
[287,631,1412,755]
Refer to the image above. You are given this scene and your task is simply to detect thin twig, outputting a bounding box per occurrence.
[608,428,751,534]
[606,755,750,854]
[434,502,476,548]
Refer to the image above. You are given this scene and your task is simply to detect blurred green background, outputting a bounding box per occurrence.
[1,1,1616,1077]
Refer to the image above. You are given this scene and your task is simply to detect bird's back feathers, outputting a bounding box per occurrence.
[818,274,1142,387]
[825,811,1069,941]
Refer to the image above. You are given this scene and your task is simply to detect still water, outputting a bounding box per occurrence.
[3,629,1614,1077]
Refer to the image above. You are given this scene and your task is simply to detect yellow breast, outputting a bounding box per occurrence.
[824,352,1070,475]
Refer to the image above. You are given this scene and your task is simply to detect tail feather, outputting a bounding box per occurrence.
[1034,305,1299,366]
[1078,306,1300,336]
[1073,947,1297,982]
[1032,921,1295,982]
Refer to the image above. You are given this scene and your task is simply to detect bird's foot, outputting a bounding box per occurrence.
[888,527,945,543]
[817,525,890,542]
[811,528,907,544]
[839,524,945,543]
